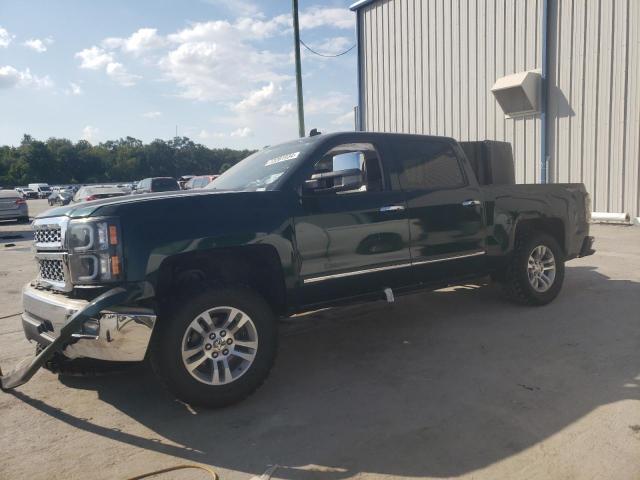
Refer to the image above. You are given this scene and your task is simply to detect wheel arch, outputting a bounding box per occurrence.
[155,245,288,316]
[511,216,566,256]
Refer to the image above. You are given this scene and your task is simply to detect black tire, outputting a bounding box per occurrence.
[150,288,277,408]
[503,231,565,306]
[17,216,30,224]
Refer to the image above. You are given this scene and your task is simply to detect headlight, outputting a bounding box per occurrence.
[67,218,124,284]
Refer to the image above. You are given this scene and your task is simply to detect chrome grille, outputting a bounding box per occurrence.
[34,226,62,244]
[38,258,65,282]
[33,217,71,291]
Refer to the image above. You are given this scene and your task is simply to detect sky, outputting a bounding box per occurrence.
[0,0,358,149]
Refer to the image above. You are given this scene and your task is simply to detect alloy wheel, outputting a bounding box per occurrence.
[527,245,556,293]
[181,306,259,385]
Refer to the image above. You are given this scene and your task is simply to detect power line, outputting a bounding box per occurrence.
[299,39,356,58]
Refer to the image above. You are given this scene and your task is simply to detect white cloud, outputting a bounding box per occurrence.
[234,82,278,111]
[299,8,354,30]
[66,82,83,95]
[105,62,140,86]
[23,37,53,53]
[82,125,99,143]
[75,47,139,86]
[309,36,354,56]
[103,28,165,54]
[275,102,295,116]
[306,92,352,115]
[0,65,53,89]
[142,111,162,119]
[0,27,13,48]
[332,110,355,127]
[159,35,289,102]
[230,127,252,138]
[198,129,225,140]
[203,0,261,16]
[75,46,114,70]
[233,16,289,38]
[167,20,233,43]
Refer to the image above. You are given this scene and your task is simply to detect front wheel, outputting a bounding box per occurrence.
[150,288,277,408]
[502,231,565,306]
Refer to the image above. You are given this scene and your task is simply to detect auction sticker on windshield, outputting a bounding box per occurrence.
[265,151,300,166]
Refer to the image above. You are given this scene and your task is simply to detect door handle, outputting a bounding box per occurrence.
[462,199,481,207]
[379,205,405,212]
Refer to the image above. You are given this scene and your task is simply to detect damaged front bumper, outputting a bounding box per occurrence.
[1,283,154,391]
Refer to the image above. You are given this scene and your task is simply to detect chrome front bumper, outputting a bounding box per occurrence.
[22,284,156,362]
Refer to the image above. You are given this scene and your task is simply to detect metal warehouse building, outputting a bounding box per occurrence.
[351,0,640,218]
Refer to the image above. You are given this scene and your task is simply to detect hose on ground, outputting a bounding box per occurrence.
[127,464,218,479]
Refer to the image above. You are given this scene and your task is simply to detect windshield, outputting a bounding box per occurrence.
[207,141,310,192]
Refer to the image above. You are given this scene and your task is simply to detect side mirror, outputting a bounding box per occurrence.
[303,168,363,194]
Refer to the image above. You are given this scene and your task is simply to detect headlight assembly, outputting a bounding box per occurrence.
[67,218,124,285]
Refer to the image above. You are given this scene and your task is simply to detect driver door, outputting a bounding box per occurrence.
[294,142,412,306]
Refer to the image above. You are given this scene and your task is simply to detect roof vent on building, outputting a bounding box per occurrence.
[491,69,542,118]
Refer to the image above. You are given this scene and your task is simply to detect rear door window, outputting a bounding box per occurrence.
[395,141,466,191]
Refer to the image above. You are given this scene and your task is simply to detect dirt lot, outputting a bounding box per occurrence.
[0,199,639,480]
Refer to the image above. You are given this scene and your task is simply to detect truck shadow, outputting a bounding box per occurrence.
[13,265,640,479]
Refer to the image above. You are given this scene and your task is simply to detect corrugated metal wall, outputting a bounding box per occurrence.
[359,0,543,184]
[547,0,640,216]
[358,0,640,216]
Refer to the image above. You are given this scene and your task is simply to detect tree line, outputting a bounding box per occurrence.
[0,135,255,187]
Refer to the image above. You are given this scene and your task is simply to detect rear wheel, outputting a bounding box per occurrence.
[502,231,565,306]
[150,288,277,408]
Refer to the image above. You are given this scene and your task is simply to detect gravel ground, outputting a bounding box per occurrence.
[0,199,639,480]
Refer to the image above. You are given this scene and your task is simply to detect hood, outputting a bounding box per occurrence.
[36,189,259,219]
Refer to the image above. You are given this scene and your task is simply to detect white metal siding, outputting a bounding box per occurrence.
[547,0,640,216]
[359,0,542,184]
[359,0,640,216]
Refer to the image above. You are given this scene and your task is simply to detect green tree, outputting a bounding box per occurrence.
[0,135,254,187]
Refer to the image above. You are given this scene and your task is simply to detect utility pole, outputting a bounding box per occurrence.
[292,0,305,137]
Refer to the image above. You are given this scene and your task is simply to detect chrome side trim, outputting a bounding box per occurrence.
[412,250,486,266]
[302,250,486,284]
[379,205,406,212]
[303,262,412,284]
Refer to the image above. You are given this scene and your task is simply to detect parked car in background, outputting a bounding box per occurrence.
[183,175,219,190]
[17,188,38,199]
[0,190,29,222]
[73,185,128,203]
[48,191,73,206]
[135,177,180,194]
[28,183,52,199]
[178,175,195,189]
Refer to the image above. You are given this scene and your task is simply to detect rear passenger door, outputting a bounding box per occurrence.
[393,139,487,284]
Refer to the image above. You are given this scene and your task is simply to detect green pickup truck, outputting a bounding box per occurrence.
[1,132,594,407]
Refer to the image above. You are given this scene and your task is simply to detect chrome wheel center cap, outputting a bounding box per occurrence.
[210,336,225,352]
